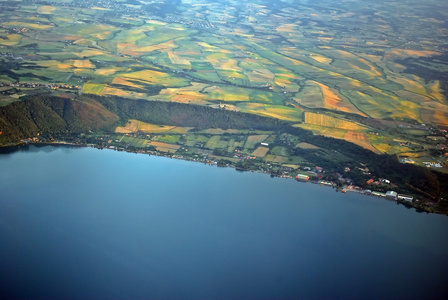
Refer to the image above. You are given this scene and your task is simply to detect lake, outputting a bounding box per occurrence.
[1,145,447,299]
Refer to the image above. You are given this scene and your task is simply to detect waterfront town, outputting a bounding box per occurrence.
[9,131,428,214]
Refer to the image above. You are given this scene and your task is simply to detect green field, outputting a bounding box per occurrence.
[0,0,447,159]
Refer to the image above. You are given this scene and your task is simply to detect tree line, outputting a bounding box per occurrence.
[0,94,446,207]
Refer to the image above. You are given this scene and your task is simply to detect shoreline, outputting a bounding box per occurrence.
[0,140,440,216]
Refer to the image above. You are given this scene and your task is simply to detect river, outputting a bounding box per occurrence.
[1,145,447,299]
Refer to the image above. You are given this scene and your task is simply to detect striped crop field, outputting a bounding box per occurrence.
[313,81,366,116]
[304,112,366,131]
[148,141,180,151]
[122,70,188,87]
[251,146,270,158]
[344,131,379,153]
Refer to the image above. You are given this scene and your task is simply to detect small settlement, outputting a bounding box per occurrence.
[10,129,431,212]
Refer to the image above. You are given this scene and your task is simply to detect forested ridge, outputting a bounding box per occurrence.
[93,95,289,131]
[0,95,446,208]
[0,95,119,142]
[0,95,289,144]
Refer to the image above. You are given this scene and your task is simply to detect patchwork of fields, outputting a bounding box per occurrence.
[0,0,447,162]
[110,121,300,167]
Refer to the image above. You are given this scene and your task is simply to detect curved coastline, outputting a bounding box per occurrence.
[1,140,439,216]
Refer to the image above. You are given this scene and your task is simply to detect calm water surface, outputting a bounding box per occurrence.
[1,145,447,299]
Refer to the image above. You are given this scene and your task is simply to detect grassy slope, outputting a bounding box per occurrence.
[0,94,445,205]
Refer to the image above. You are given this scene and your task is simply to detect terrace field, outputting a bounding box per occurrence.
[0,0,447,163]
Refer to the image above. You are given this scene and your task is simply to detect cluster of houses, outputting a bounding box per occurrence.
[0,82,80,90]
[295,173,415,203]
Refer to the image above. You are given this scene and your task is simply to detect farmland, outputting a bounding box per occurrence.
[0,0,447,167]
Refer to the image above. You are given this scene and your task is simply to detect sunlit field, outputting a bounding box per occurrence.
[0,0,447,158]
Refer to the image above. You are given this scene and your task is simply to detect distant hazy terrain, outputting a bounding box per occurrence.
[0,0,447,169]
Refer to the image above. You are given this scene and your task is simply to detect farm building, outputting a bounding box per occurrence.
[296,174,310,181]
[386,191,398,200]
[398,194,414,202]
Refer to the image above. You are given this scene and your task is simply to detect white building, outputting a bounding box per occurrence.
[386,191,398,200]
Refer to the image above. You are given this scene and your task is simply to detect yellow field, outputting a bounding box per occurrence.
[395,90,429,104]
[116,120,191,134]
[148,141,180,149]
[297,123,379,152]
[430,81,445,103]
[309,54,332,64]
[28,16,50,22]
[101,86,147,98]
[296,142,320,150]
[148,82,211,104]
[122,70,188,87]
[257,107,303,121]
[111,77,144,89]
[245,69,275,83]
[357,57,382,77]
[372,143,399,154]
[197,42,218,49]
[163,91,209,103]
[218,69,247,80]
[276,24,298,33]
[75,24,117,38]
[251,146,270,158]
[0,34,21,46]
[322,127,347,139]
[220,59,242,71]
[117,40,177,56]
[138,123,191,134]
[148,141,180,153]
[433,110,448,127]
[389,75,428,95]
[264,155,288,163]
[398,152,426,158]
[203,86,250,101]
[315,81,342,107]
[95,69,118,76]
[240,103,303,122]
[38,60,72,70]
[36,5,56,14]
[387,49,441,59]
[314,81,366,116]
[72,60,95,68]
[344,131,379,153]
[4,21,52,30]
[389,101,421,122]
[167,51,191,66]
[304,112,366,130]
[82,83,106,95]
[420,100,448,126]
[116,120,139,133]
[73,49,105,58]
[317,37,333,42]
[91,6,111,11]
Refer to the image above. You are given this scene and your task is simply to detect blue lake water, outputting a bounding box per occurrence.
[1,145,448,299]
